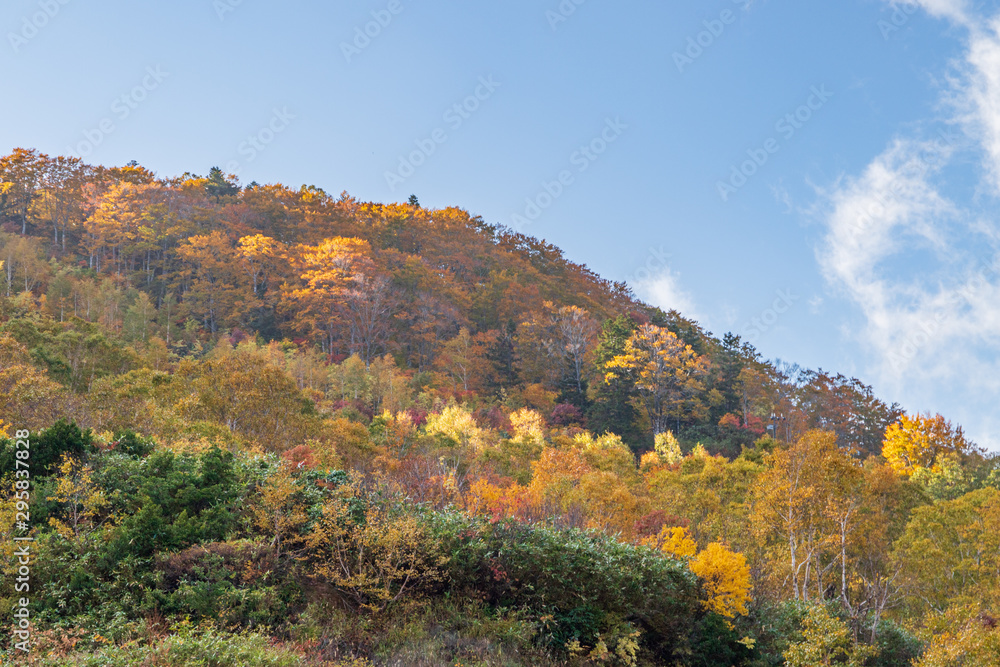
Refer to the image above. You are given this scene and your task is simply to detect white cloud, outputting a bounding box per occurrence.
[893,0,969,24]
[633,267,700,320]
[966,17,1000,191]
[819,4,1000,447]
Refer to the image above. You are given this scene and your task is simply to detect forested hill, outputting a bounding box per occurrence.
[2,147,906,457]
[3,148,1000,666]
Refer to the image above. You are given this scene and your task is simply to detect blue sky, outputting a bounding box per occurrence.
[3,0,999,449]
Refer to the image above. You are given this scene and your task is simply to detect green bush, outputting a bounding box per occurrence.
[0,419,94,476]
[867,618,924,667]
[427,510,746,663]
[111,429,155,457]
[12,626,308,667]
[154,541,304,631]
[106,447,240,559]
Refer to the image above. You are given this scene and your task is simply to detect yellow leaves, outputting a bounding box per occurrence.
[882,413,977,476]
[527,443,645,536]
[285,236,377,351]
[306,491,446,613]
[914,604,1000,667]
[892,488,1000,615]
[0,418,9,439]
[236,235,285,279]
[605,324,709,434]
[566,629,642,667]
[689,542,752,619]
[0,334,68,431]
[434,327,491,393]
[653,431,683,466]
[188,345,309,447]
[783,604,874,667]
[46,454,107,539]
[466,478,540,522]
[249,463,309,557]
[509,407,546,447]
[641,525,752,620]
[641,525,698,559]
[424,405,491,452]
[571,432,637,479]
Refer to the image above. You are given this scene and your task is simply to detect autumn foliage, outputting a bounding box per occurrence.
[0,150,996,665]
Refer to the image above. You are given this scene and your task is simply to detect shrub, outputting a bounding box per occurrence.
[0,419,94,477]
[427,510,745,663]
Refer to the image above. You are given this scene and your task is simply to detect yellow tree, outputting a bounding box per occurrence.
[689,542,753,619]
[434,327,491,393]
[250,463,309,557]
[892,488,1000,615]
[285,237,377,357]
[751,430,843,601]
[32,155,89,250]
[783,604,875,667]
[84,181,165,276]
[46,454,108,539]
[641,525,698,558]
[0,334,67,430]
[305,490,445,612]
[882,413,977,476]
[605,324,709,435]
[0,233,48,296]
[0,148,46,235]
[915,604,1000,667]
[190,345,311,446]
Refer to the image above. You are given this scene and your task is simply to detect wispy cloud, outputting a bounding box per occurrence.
[817,3,1000,447]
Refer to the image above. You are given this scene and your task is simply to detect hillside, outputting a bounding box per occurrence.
[1,150,999,666]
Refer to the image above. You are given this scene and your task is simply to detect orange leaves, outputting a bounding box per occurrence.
[466,478,542,523]
[285,236,395,361]
[236,233,286,296]
[296,237,373,292]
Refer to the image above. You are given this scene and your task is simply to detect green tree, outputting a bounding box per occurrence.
[587,315,643,448]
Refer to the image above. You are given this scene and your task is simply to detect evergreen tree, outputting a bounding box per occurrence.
[485,320,520,398]
[586,315,644,450]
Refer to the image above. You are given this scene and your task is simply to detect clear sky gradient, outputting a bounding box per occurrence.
[3,0,999,448]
